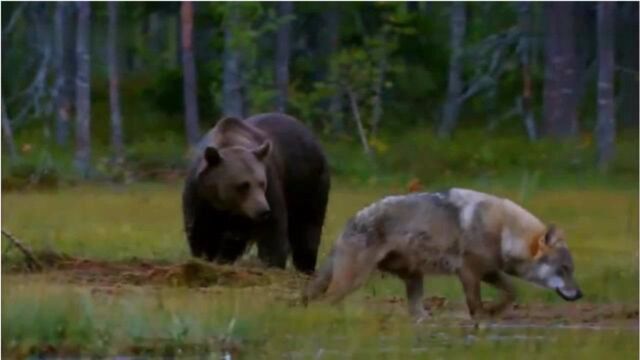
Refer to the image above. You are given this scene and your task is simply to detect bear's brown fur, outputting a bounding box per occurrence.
[182,113,330,273]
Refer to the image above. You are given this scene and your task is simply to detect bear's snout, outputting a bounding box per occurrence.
[256,209,272,222]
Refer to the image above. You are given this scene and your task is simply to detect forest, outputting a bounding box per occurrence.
[1,2,639,358]
[1,1,638,187]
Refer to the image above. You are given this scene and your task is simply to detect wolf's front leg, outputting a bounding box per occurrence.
[404,275,429,322]
[457,266,485,319]
[482,272,516,316]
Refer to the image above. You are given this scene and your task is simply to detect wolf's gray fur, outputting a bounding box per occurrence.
[303,188,582,321]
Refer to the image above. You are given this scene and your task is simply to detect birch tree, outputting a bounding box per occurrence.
[542,2,578,138]
[438,2,466,138]
[595,2,616,171]
[74,1,91,177]
[108,2,124,161]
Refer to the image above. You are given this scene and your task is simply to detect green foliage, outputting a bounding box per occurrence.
[318,128,638,187]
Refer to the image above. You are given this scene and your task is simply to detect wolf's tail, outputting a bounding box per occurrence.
[302,248,335,305]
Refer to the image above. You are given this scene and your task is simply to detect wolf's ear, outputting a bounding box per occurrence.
[544,224,564,246]
[253,141,271,161]
[531,225,559,258]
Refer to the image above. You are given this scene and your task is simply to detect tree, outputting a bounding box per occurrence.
[53,2,73,147]
[324,6,343,133]
[1,98,18,160]
[108,2,124,162]
[180,1,200,145]
[542,2,578,138]
[222,4,245,118]
[617,2,639,128]
[274,1,293,113]
[595,2,615,171]
[516,2,537,141]
[438,2,466,138]
[74,1,91,177]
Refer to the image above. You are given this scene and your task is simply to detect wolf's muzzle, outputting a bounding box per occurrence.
[556,288,583,301]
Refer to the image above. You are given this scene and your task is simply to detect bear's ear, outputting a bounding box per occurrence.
[204,146,222,166]
[253,141,271,161]
[215,117,243,134]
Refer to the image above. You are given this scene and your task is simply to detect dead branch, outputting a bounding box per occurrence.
[345,86,374,163]
[1,229,43,271]
[2,3,26,36]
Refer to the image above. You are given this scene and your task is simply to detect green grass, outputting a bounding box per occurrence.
[2,181,638,357]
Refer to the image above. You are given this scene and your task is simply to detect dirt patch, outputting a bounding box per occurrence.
[4,252,306,289]
[4,253,638,329]
[369,295,639,329]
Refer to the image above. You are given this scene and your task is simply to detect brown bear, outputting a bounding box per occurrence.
[182,113,330,273]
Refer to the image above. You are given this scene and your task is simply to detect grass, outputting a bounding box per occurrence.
[2,181,638,357]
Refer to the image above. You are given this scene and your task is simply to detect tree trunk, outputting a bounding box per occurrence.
[516,2,537,141]
[222,4,244,118]
[325,7,343,133]
[180,1,200,145]
[108,2,124,162]
[370,37,388,139]
[74,1,91,178]
[617,2,639,128]
[595,2,615,171]
[53,2,72,147]
[1,99,18,160]
[346,87,374,163]
[438,2,466,138]
[275,1,293,113]
[573,3,596,111]
[542,2,579,139]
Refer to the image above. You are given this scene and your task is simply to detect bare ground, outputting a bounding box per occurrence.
[4,253,638,330]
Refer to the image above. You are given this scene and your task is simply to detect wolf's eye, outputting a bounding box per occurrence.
[235,182,250,193]
[557,265,570,275]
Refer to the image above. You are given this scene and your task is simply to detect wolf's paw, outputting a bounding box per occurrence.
[484,302,512,317]
[411,309,432,324]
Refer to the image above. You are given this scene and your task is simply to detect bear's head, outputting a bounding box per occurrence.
[196,141,272,222]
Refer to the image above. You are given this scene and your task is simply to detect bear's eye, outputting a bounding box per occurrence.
[235,182,250,193]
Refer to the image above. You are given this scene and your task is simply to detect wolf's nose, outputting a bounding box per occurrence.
[574,289,583,300]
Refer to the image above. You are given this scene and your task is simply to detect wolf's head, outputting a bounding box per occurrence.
[517,225,583,301]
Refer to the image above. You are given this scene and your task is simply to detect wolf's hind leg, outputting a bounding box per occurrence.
[404,274,429,321]
[302,250,335,305]
[325,247,378,304]
[482,272,516,316]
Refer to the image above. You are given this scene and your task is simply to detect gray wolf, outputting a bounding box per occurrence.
[303,188,582,320]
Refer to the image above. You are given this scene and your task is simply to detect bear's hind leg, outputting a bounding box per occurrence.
[289,221,322,274]
[289,181,328,274]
